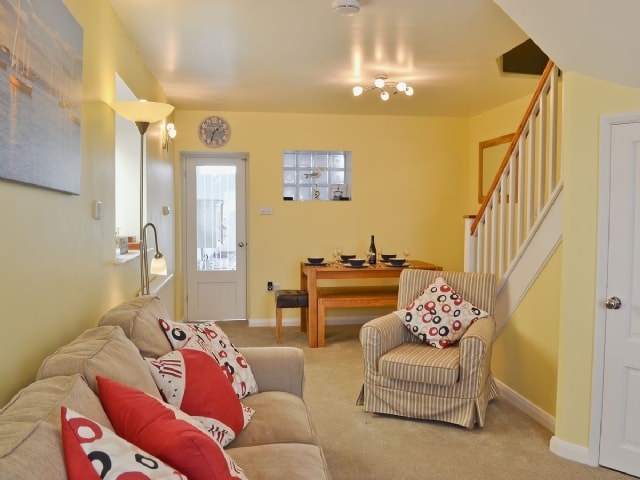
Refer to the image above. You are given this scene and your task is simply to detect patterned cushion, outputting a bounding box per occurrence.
[97,376,248,480]
[395,276,489,348]
[158,319,258,399]
[145,348,254,447]
[61,406,187,479]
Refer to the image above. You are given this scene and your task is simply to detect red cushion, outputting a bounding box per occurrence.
[146,348,253,437]
[96,376,247,480]
[60,406,186,479]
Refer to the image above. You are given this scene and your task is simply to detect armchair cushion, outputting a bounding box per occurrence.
[396,276,488,348]
[379,342,460,386]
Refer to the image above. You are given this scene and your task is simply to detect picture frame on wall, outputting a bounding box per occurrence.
[0,0,83,195]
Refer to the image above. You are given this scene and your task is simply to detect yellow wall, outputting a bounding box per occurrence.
[173,111,470,322]
[493,244,562,416]
[0,0,172,406]
[556,72,640,447]
[467,95,532,211]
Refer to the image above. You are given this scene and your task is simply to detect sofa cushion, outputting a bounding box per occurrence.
[0,375,111,480]
[99,295,173,358]
[229,391,318,448]
[61,406,187,479]
[396,276,489,348]
[36,325,161,399]
[159,319,259,399]
[98,376,248,480]
[379,342,460,386]
[145,348,254,446]
[227,443,332,480]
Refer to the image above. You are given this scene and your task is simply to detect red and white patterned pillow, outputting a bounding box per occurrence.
[97,376,248,480]
[395,276,489,348]
[60,406,187,480]
[145,348,254,446]
[158,318,258,399]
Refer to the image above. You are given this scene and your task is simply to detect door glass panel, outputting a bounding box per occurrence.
[196,165,237,271]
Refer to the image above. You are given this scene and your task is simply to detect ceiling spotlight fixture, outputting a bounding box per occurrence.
[352,74,414,101]
[332,0,360,16]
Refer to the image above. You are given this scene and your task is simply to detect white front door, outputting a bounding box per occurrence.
[184,154,247,321]
[599,120,640,476]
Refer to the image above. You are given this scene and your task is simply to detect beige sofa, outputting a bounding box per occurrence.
[0,296,332,480]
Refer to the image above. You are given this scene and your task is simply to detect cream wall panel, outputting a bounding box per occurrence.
[0,0,172,406]
[557,73,640,448]
[493,244,562,417]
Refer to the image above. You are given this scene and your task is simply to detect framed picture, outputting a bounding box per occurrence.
[0,0,83,194]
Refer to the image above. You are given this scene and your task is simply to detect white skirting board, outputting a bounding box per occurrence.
[495,379,555,433]
[549,436,597,466]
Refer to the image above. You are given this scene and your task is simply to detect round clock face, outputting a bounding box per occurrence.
[198,116,231,148]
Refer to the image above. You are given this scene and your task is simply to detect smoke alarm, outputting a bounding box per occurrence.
[332,0,360,16]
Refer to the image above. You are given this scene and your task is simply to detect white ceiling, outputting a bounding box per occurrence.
[108,0,640,117]
[495,0,640,90]
[108,0,545,117]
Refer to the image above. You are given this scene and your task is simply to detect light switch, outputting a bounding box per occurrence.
[93,201,103,220]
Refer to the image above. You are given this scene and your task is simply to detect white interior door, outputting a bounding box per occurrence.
[599,120,640,476]
[184,155,247,321]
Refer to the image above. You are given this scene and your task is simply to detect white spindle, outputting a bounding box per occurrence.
[548,69,558,194]
[537,95,547,213]
[517,136,526,249]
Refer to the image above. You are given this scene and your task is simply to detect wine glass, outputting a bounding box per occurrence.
[333,247,343,265]
[402,248,412,262]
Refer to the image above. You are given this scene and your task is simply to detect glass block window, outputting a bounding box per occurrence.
[283,150,352,201]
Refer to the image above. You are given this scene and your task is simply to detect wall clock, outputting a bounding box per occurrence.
[198,116,231,148]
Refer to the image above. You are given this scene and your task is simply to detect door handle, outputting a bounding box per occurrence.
[605,296,622,310]
[238,242,245,248]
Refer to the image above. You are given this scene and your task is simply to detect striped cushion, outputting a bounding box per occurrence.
[379,342,460,386]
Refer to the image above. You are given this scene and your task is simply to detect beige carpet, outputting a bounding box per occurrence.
[221,320,633,480]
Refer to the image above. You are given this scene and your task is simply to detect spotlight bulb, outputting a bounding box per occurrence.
[397,82,407,92]
[374,77,386,89]
[405,86,414,96]
[380,91,390,101]
[352,86,363,97]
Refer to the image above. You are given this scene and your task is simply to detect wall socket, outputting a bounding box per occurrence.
[267,281,273,291]
[267,281,280,291]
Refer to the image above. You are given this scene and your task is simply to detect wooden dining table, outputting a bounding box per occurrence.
[299,260,442,347]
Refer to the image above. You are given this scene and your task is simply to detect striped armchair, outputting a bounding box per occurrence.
[359,270,498,428]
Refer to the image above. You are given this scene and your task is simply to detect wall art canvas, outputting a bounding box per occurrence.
[0,0,83,194]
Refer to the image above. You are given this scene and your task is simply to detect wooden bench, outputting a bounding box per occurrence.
[316,286,398,347]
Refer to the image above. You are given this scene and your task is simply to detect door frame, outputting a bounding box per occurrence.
[180,151,250,321]
[590,111,640,466]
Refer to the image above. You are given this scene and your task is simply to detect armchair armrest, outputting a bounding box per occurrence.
[360,313,411,374]
[238,346,304,398]
[458,316,496,394]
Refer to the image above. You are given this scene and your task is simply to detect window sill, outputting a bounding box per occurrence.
[115,249,140,264]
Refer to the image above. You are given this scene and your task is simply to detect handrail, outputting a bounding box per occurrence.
[470,61,556,235]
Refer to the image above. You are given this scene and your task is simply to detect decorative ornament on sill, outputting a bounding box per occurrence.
[352,74,414,102]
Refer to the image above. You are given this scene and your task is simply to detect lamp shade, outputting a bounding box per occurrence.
[150,254,168,276]
[112,100,174,123]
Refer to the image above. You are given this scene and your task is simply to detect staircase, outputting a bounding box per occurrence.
[464,62,562,332]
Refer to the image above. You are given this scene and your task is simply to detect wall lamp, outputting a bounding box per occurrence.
[141,222,167,295]
[352,74,414,101]
[162,122,177,151]
[111,99,174,296]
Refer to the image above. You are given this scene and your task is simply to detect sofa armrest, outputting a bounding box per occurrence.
[238,346,304,398]
[360,313,410,374]
[458,316,496,393]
